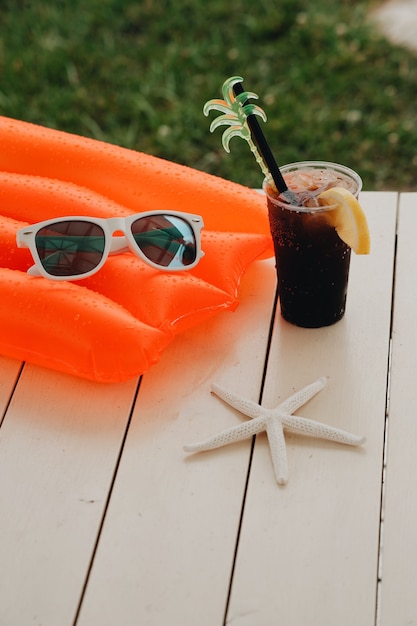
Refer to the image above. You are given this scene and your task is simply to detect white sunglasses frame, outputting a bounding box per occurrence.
[16,210,204,280]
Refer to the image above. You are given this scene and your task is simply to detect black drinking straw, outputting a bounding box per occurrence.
[233,81,298,203]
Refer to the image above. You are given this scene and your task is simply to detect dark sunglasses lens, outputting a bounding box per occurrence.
[35,221,106,277]
[131,215,197,268]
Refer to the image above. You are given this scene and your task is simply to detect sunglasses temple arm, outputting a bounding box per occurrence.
[27,264,43,277]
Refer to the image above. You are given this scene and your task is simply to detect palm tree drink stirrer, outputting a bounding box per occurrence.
[203,76,299,204]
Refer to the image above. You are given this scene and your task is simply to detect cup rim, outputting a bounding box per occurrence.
[263,161,363,213]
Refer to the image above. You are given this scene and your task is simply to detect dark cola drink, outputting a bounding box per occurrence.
[264,162,362,328]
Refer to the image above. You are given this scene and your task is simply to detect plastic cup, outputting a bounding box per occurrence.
[264,161,362,328]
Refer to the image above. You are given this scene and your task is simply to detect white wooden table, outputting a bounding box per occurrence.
[0,191,415,626]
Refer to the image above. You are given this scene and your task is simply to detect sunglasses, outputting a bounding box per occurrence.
[16,211,204,280]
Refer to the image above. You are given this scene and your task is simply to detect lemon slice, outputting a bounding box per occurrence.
[318,187,370,254]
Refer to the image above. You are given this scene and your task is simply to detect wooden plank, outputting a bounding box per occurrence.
[227,192,397,625]
[0,356,23,425]
[0,366,138,626]
[76,258,277,626]
[379,192,417,626]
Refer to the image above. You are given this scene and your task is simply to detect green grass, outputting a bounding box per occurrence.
[1,0,416,190]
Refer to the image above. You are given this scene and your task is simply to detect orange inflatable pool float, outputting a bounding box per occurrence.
[0,116,273,382]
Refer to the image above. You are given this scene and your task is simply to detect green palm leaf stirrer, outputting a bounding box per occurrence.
[203,76,299,204]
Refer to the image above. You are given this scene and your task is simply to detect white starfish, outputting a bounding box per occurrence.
[184,377,365,485]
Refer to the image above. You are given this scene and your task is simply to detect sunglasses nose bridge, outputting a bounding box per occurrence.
[107,217,126,235]
[107,217,129,254]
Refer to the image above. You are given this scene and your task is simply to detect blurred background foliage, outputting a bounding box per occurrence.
[0,0,416,190]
